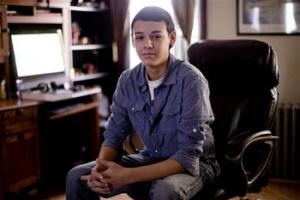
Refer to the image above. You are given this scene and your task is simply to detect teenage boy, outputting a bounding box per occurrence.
[66,6,219,200]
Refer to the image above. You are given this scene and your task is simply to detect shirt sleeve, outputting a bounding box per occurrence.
[170,72,214,176]
[101,72,132,152]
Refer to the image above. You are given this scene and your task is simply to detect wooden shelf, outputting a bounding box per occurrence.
[0,0,69,8]
[0,0,37,6]
[7,15,63,24]
[0,99,38,111]
[71,44,107,51]
[70,6,108,12]
[73,72,108,82]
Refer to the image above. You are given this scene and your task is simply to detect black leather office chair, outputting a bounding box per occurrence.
[187,39,280,199]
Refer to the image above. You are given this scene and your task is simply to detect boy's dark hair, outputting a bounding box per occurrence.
[131,6,175,34]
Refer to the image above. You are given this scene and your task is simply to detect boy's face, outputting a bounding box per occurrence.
[132,20,176,69]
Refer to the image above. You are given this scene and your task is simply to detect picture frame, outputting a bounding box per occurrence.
[237,0,300,35]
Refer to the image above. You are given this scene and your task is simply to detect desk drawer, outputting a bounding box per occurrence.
[1,130,40,192]
[0,106,38,135]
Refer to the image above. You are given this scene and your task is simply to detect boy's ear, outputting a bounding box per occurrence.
[169,31,176,48]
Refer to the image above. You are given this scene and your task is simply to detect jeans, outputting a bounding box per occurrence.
[66,152,218,200]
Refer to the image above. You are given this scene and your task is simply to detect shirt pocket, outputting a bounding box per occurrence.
[127,101,146,133]
[160,104,180,133]
[158,105,181,153]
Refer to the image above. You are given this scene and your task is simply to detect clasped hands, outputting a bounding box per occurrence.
[80,158,130,194]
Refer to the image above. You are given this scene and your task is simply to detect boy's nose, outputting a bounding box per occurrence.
[144,38,153,49]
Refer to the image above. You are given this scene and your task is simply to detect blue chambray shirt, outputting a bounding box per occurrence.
[102,54,217,176]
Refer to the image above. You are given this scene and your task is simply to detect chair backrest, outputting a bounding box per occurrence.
[187,40,279,199]
[187,40,279,198]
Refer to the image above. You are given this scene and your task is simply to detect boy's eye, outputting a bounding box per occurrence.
[135,35,144,40]
[151,35,162,40]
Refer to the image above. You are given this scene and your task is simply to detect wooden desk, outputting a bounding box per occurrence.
[0,100,39,200]
[0,89,101,199]
[35,89,101,185]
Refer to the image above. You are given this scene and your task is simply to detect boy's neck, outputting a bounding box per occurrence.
[145,55,170,81]
[145,64,168,81]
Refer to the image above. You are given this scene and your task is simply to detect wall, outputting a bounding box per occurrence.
[207,0,300,103]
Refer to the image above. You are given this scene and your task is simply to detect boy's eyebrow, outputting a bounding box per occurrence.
[134,31,144,35]
[134,30,164,35]
[151,30,163,34]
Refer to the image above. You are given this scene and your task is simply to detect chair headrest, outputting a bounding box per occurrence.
[187,40,279,93]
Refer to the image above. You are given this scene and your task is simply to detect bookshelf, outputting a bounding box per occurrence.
[70,0,113,88]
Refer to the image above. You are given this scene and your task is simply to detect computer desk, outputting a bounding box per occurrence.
[36,87,101,184]
[0,88,102,198]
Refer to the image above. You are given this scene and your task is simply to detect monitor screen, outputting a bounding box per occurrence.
[11,30,66,78]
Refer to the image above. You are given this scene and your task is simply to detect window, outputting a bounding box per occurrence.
[129,0,200,68]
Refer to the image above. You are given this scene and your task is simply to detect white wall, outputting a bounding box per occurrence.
[207,0,300,103]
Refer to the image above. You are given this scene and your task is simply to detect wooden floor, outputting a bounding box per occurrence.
[6,179,300,200]
[230,179,300,200]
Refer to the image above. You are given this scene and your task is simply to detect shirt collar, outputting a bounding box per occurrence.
[162,54,178,86]
[137,64,147,92]
[137,54,179,91]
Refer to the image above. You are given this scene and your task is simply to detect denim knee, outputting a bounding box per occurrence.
[66,165,86,194]
[150,178,186,200]
[66,165,82,186]
[66,161,96,200]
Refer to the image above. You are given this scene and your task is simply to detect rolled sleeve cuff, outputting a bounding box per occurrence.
[171,153,200,176]
[101,138,123,152]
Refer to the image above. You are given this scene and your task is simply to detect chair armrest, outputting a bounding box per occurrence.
[225,130,279,188]
[226,130,279,157]
[123,132,144,154]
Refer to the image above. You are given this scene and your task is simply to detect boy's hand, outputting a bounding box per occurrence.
[96,158,131,190]
[80,162,111,194]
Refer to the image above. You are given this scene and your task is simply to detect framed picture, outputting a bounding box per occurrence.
[237,0,300,35]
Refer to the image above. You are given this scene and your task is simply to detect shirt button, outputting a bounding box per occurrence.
[155,149,158,153]
[131,107,135,111]
[193,128,197,133]
[168,112,172,116]
[156,96,160,100]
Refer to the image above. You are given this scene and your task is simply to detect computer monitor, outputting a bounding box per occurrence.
[10,29,68,91]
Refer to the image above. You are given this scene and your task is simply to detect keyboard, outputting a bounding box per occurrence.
[21,87,101,102]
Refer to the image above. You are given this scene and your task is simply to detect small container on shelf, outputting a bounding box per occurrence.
[72,21,81,44]
[82,63,96,74]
